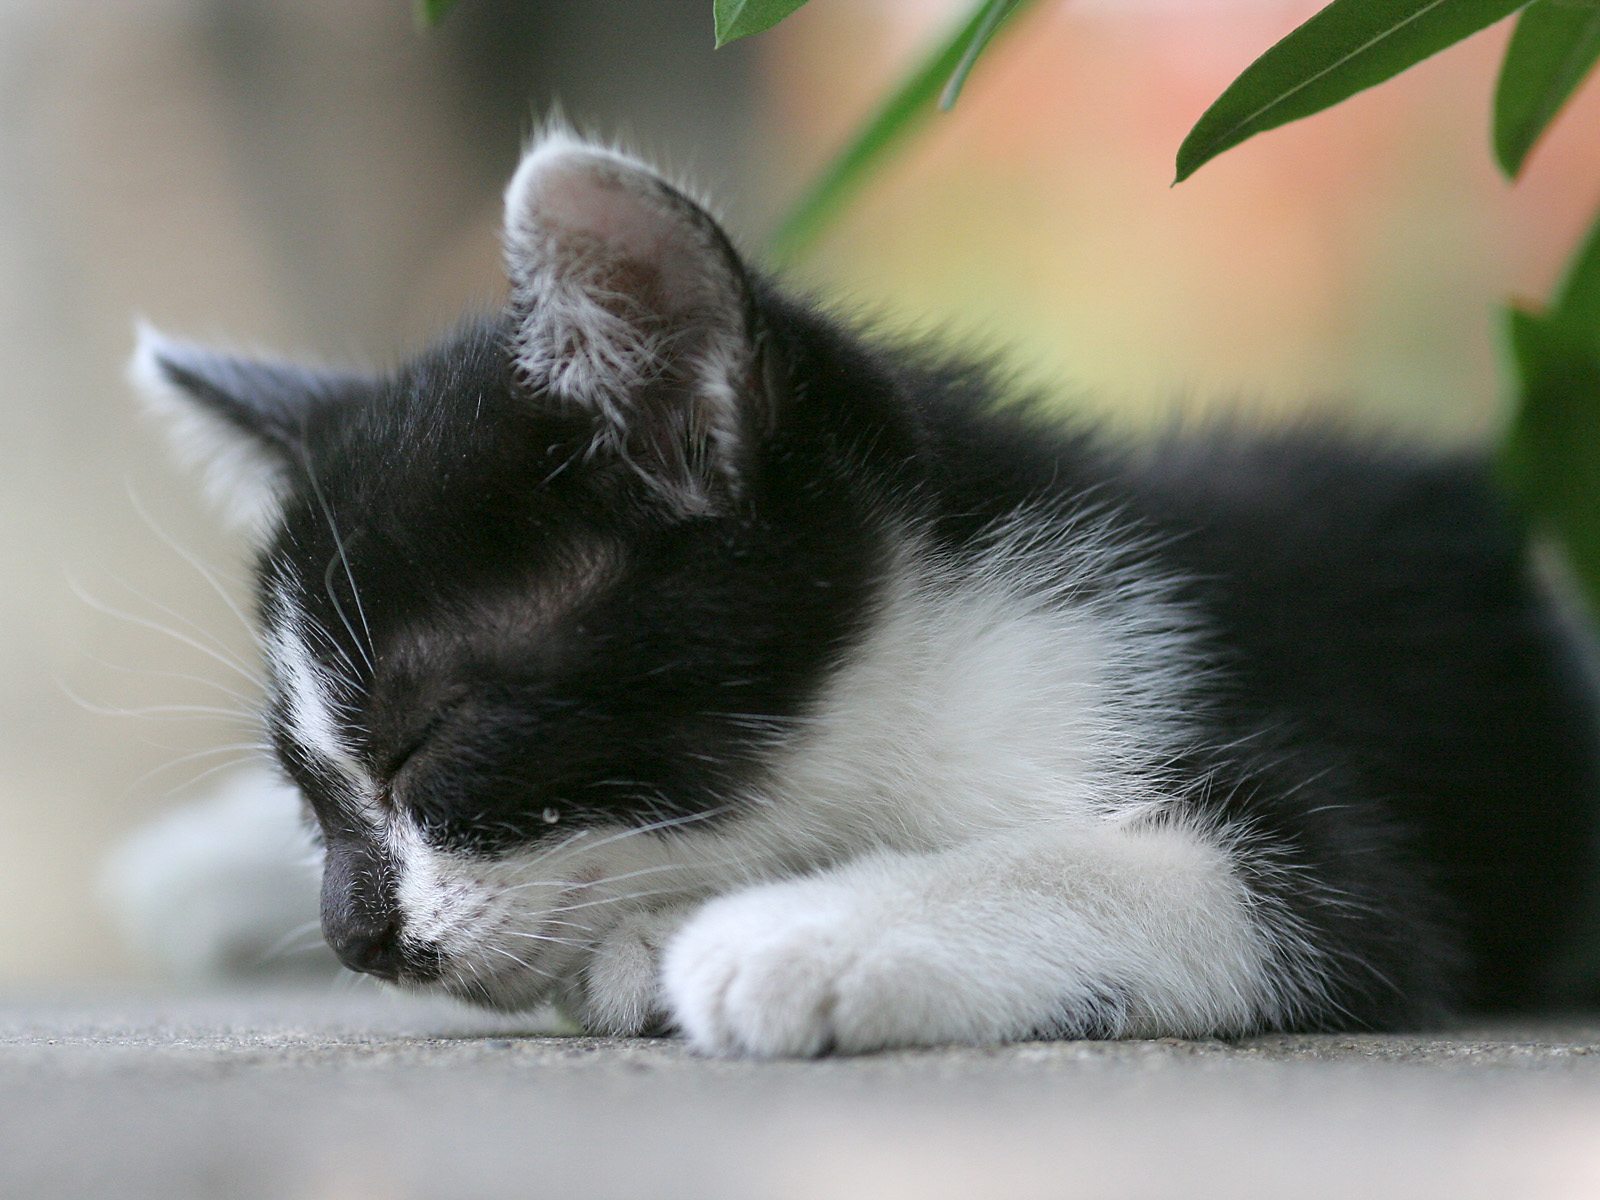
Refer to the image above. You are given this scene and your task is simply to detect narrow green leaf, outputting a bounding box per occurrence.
[1555,202,1600,334]
[714,0,810,47]
[1498,305,1600,605]
[414,0,460,27]
[770,0,1037,262]
[940,0,1023,111]
[1494,0,1600,177]
[1176,0,1530,184]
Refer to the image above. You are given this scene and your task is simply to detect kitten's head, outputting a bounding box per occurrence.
[133,134,879,1008]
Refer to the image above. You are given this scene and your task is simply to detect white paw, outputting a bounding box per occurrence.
[569,907,695,1036]
[661,877,1002,1058]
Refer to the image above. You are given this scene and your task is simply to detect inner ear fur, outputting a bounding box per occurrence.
[500,133,767,511]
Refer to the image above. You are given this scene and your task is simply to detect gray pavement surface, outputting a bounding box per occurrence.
[4,988,1600,1199]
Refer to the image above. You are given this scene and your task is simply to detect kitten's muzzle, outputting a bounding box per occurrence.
[320,831,440,983]
[324,907,443,983]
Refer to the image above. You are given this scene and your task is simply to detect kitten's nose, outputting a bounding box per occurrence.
[330,919,406,981]
[321,835,416,981]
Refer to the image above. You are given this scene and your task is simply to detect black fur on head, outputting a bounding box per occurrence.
[134,133,902,981]
[137,134,903,840]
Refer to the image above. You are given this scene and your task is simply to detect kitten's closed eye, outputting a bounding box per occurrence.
[383,704,459,779]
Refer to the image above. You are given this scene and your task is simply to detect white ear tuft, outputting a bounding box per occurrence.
[131,323,294,536]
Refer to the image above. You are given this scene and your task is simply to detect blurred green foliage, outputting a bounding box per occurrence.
[1174,0,1528,183]
[713,0,811,47]
[1501,212,1600,604]
[415,0,459,28]
[767,0,1036,263]
[1495,1,1600,177]
[417,1,1600,611]
[739,0,1600,615]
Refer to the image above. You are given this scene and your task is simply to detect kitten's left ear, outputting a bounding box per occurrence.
[502,135,770,512]
[130,325,356,533]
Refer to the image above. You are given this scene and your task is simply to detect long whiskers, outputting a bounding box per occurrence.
[69,575,265,690]
[85,657,262,710]
[255,919,328,966]
[60,683,258,726]
[544,883,714,918]
[299,450,375,675]
[124,740,274,795]
[495,929,591,948]
[499,856,736,897]
[125,485,257,638]
[544,804,735,860]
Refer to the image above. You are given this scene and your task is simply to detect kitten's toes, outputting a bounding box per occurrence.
[664,887,858,1057]
[667,927,828,1055]
[659,885,880,1057]
[663,880,1022,1058]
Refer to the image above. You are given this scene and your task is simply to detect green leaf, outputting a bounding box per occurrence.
[1555,202,1600,334]
[1498,305,1600,604]
[940,0,1024,111]
[1498,202,1600,624]
[1176,0,1530,184]
[714,0,810,47]
[1494,0,1600,177]
[414,0,460,26]
[770,0,1037,262]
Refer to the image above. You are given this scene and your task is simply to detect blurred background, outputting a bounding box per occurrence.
[4,0,1599,987]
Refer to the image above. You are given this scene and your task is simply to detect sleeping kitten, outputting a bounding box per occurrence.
[129,131,1600,1055]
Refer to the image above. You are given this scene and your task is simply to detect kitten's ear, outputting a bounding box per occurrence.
[130,325,351,534]
[502,134,768,512]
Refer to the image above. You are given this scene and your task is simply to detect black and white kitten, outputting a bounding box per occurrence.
[130,131,1600,1055]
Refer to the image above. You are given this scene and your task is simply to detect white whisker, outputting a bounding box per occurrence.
[125,484,257,638]
[299,450,375,675]
[69,575,264,689]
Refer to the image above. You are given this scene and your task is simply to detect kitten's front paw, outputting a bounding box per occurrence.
[662,880,981,1058]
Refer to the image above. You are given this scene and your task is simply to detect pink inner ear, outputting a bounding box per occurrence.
[505,144,722,320]
[536,165,675,266]
[500,137,756,507]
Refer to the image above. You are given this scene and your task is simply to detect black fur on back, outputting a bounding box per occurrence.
[868,352,1600,1021]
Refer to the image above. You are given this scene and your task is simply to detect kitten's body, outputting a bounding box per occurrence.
[130,133,1600,1054]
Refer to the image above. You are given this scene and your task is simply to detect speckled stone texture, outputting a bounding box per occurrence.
[4,989,1600,1199]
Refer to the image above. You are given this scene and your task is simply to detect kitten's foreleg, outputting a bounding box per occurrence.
[558,904,701,1036]
[662,820,1302,1057]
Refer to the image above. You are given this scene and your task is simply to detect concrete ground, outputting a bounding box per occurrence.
[4,989,1600,1200]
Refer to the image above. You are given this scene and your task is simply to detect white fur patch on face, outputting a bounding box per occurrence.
[349,506,1310,1050]
[382,810,741,1013]
[129,323,289,538]
[370,511,1226,1024]
[264,588,374,802]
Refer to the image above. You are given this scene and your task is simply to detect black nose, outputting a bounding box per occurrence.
[320,836,416,981]
[329,918,407,981]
